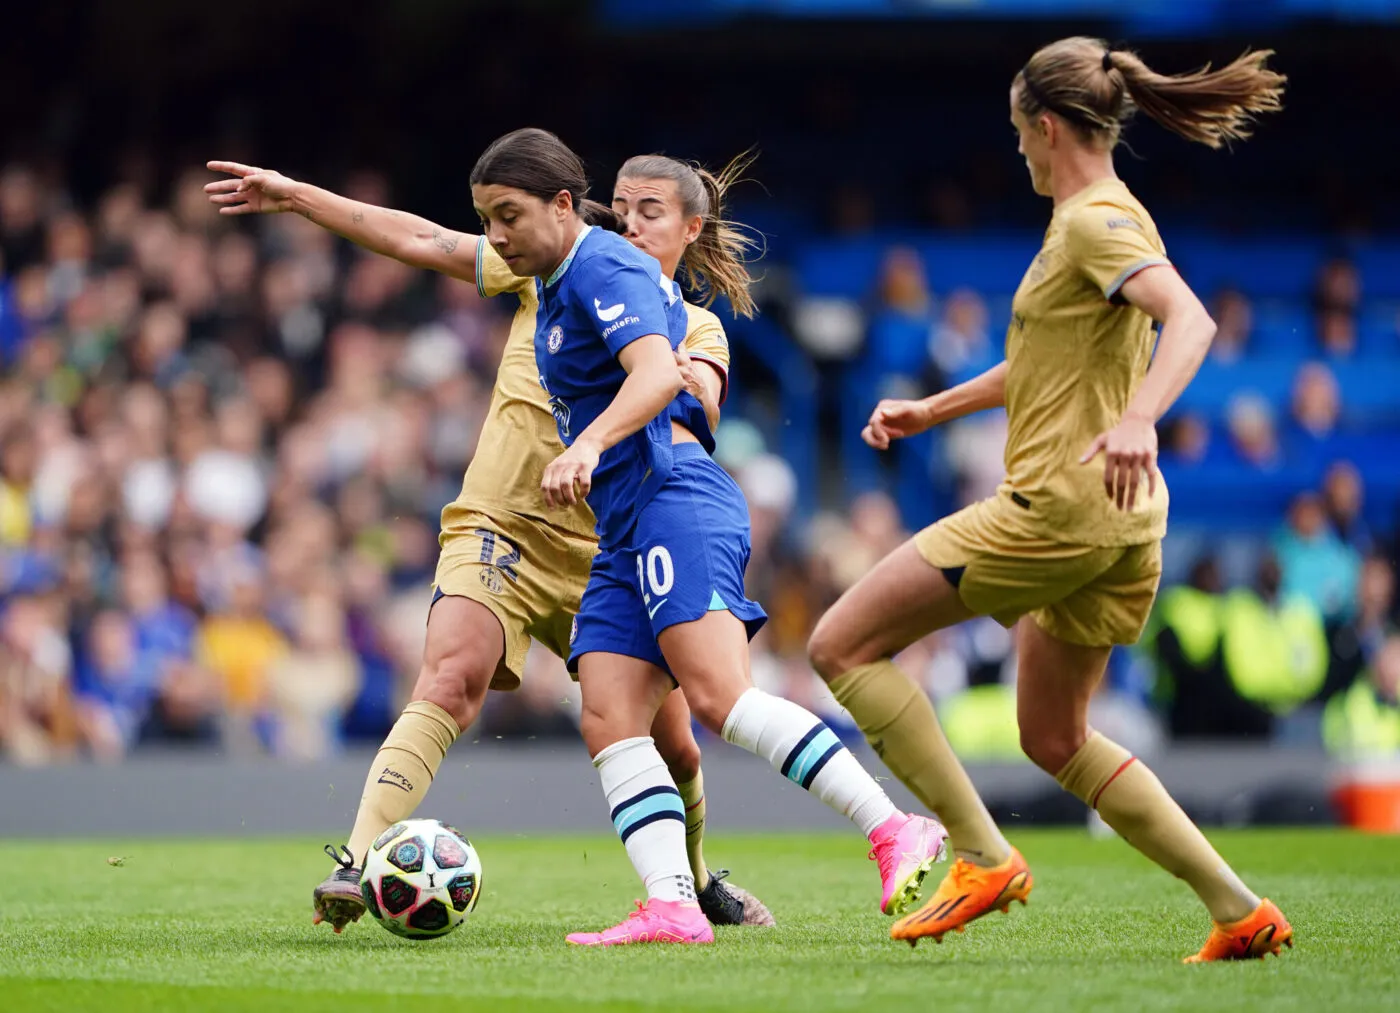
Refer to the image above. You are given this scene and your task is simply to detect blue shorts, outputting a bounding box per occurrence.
[569,443,768,675]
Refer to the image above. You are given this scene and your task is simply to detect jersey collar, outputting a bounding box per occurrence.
[545,225,593,288]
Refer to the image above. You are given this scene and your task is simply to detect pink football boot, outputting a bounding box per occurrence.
[869,813,949,916]
[566,898,715,946]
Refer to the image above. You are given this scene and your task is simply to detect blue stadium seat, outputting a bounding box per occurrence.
[1251,300,1313,356]
[1350,240,1400,299]
[1173,358,1297,421]
[1169,237,1323,298]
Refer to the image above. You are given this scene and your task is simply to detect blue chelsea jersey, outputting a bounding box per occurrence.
[534,226,690,548]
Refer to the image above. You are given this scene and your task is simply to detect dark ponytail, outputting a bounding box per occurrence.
[470,128,623,233]
[579,198,625,234]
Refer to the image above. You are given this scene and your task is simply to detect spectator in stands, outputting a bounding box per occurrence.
[1285,362,1342,469]
[1324,633,1400,758]
[1323,554,1397,703]
[1225,393,1282,470]
[1314,257,1361,358]
[865,246,939,400]
[1275,492,1361,623]
[264,590,360,759]
[1219,555,1329,735]
[0,592,77,763]
[0,422,36,546]
[1159,413,1213,467]
[1209,288,1253,363]
[1147,555,1268,739]
[197,560,287,752]
[1323,461,1374,553]
[0,166,44,274]
[928,288,994,384]
[73,609,162,760]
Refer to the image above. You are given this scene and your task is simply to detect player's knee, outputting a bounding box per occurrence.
[413,652,493,731]
[807,619,856,683]
[1019,724,1086,776]
[683,684,742,737]
[579,696,632,758]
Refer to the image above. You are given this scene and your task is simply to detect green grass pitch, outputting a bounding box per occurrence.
[2,829,1397,1012]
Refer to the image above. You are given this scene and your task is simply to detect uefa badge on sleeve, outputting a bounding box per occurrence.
[547,325,564,354]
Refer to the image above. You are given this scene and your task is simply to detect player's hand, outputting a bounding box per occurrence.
[1081,411,1158,511]
[862,398,935,450]
[675,349,705,402]
[542,438,601,509]
[204,161,302,215]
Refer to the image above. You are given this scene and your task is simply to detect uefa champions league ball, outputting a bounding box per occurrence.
[360,818,483,939]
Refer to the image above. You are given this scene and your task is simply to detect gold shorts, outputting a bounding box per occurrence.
[433,503,597,690]
[913,494,1162,647]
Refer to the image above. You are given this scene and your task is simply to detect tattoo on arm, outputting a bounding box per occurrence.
[351,210,365,224]
[299,209,317,224]
[432,227,461,254]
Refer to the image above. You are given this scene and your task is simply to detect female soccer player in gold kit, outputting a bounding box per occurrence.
[808,37,1292,961]
[207,145,775,932]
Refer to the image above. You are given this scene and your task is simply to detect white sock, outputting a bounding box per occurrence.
[721,688,899,838]
[595,736,696,904]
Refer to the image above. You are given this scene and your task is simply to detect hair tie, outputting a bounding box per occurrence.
[1102,50,1115,72]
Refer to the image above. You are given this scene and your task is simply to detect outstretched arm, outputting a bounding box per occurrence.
[863,361,1007,449]
[205,160,478,283]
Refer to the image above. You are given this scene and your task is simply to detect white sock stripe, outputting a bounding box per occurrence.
[721,687,897,837]
[594,737,693,904]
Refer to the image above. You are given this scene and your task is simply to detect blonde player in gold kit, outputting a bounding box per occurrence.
[206,150,774,931]
[807,37,1293,961]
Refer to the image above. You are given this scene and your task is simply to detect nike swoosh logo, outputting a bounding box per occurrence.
[594,299,625,321]
[648,598,668,619]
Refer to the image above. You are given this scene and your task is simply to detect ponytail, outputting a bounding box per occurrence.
[618,150,762,319]
[1110,48,1285,149]
[579,198,626,234]
[1016,37,1285,150]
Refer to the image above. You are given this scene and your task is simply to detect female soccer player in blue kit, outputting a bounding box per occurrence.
[467,128,947,947]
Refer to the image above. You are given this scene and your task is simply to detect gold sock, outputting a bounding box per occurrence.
[675,772,710,890]
[830,660,1010,866]
[345,700,460,866]
[1056,732,1259,923]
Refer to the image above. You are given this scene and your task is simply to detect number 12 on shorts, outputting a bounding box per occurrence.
[636,546,675,618]
[474,528,520,582]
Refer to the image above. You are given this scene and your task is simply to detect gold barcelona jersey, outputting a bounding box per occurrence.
[1001,177,1172,547]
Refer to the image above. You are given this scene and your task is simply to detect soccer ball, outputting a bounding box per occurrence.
[360,818,483,940]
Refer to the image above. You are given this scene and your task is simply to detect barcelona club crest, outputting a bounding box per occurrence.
[479,565,504,594]
[547,325,564,353]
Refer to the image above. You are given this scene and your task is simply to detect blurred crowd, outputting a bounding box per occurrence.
[2,162,1398,766]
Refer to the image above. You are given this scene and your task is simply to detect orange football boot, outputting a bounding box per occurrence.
[1184,898,1293,963]
[889,846,1032,946]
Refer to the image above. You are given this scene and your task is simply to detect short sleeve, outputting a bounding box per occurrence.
[475,236,532,298]
[681,305,731,404]
[576,253,672,358]
[1065,202,1172,304]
